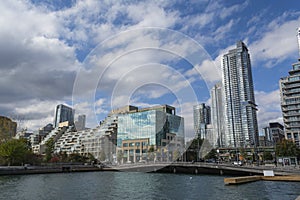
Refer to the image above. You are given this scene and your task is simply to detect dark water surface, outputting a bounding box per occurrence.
[0,172,299,200]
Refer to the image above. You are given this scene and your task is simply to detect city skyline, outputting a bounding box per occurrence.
[1,1,300,139]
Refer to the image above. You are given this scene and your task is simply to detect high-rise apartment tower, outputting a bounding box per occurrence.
[222,41,259,147]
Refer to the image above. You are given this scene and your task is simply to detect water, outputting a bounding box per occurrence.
[0,172,299,200]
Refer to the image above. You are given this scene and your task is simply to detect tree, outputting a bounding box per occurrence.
[204,149,217,160]
[276,139,300,157]
[0,139,31,165]
[45,138,55,162]
[263,151,273,161]
[185,138,204,161]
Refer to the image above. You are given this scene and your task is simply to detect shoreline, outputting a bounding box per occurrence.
[1,163,299,177]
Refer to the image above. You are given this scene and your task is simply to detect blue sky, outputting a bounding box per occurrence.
[0,0,300,139]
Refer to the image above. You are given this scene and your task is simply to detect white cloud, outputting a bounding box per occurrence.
[255,90,283,130]
[250,15,300,67]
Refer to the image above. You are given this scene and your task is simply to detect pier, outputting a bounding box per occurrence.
[224,175,300,185]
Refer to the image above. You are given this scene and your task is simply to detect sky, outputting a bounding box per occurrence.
[1,0,300,139]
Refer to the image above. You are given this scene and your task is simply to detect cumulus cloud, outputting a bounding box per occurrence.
[255,90,283,130]
[0,0,296,136]
[249,14,300,67]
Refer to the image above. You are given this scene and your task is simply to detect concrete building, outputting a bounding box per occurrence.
[38,123,54,141]
[211,82,225,147]
[279,27,300,147]
[222,41,259,148]
[54,104,74,128]
[75,115,86,131]
[193,103,211,139]
[0,116,17,141]
[262,122,284,146]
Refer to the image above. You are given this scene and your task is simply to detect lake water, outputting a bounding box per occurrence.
[0,172,299,200]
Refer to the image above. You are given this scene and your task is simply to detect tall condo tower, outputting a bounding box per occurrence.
[297,27,300,59]
[279,27,300,147]
[222,41,259,147]
[211,82,225,147]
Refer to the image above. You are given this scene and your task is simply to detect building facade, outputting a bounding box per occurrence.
[75,114,86,131]
[193,103,211,139]
[279,27,300,147]
[211,82,225,147]
[280,65,300,145]
[262,122,284,146]
[117,105,184,163]
[54,104,75,128]
[0,116,17,141]
[222,41,259,148]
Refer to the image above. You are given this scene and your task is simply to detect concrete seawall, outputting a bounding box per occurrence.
[0,162,299,176]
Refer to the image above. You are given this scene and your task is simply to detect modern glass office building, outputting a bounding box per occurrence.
[54,104,75,128]
[193,103,211,139]
[117,107,184,148]
[222,41,259,148]
[117,105,184,163]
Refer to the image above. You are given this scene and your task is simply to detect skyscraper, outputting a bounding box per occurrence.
[279,27,300,147]
[222,41,259,147]
[211,82,225,147]
[54,104,75,128]
[297,27,300,59]
[193,103,211,139]
[75,114,86,131]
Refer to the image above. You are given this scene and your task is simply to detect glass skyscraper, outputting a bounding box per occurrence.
[211,82,225,147]
[222,41,259,147]
[193,104,211,139]
[54,104,75,128]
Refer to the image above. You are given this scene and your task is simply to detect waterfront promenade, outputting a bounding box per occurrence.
[114,162,300,176]
[1,162,299,176]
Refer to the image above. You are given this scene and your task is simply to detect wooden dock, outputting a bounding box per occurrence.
[224,176,261,185]
[224,175,300,185]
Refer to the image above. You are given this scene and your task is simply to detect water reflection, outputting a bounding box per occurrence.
[0,172,299,200]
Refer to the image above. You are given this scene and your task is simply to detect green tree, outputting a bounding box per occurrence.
[263,151,273,161]
[45,138,55,162]
[0,139,31,165]
[204,149,217,160]
[148,145,155,153]
[276,139,300,157]
[185,138,204,161]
